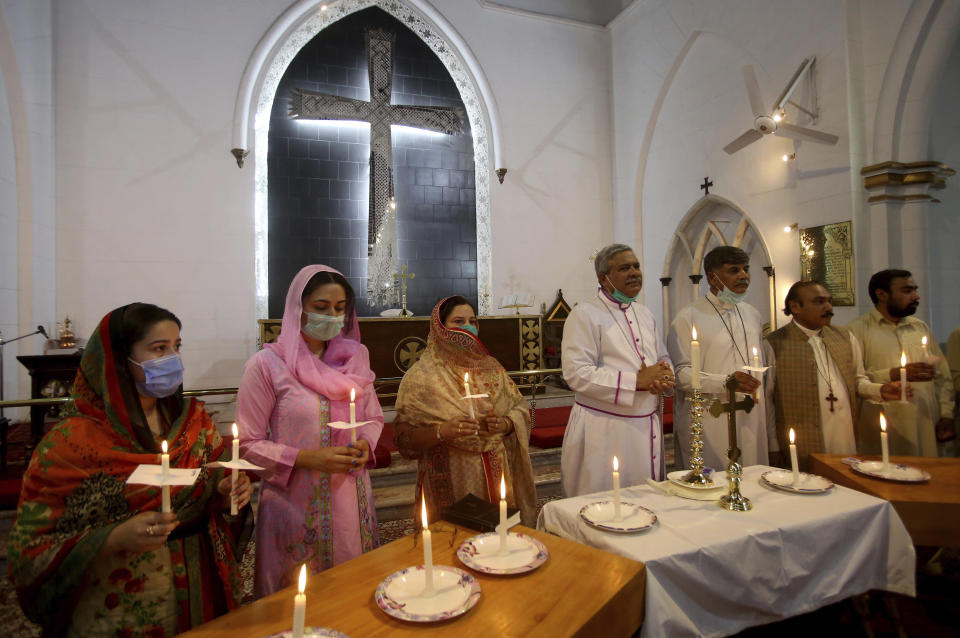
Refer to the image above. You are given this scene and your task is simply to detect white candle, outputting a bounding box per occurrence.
[880,413,890,473]
[420,496,435,596]
[921,335,929,359]
[691,325,701,389]
[231,423,239,516]
[349,387,357,444]
[752,346,760,369]
[788,429,799,486]
[161,440,170,513]
[463,372,475,418]
[900,351,907,402]
[612,456,622,522]
[292,564,306,638]
[498,473,508,555]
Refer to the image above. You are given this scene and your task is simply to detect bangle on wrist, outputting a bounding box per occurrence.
[436,425,442,442]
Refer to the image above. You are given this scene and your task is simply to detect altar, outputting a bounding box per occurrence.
[537,465,916,638]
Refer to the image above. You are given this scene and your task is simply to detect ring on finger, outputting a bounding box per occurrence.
[146,525,154,536]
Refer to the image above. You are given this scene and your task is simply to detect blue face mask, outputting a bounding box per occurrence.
[605,275,638,304]
[711,274,747,306]
[129,353,184,398]
[457,323,479,337]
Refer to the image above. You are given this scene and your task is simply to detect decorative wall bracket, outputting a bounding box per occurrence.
[861,161,955,204]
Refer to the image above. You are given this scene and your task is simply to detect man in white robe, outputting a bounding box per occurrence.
[668,246,773,470]
[561,244,675,496]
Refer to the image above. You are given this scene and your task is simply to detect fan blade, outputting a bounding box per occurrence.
[742,66,766,119]
[723,129,764,154]
[773,122,838,145]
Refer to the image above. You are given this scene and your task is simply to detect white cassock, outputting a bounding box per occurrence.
[561,290,672,496]
[785,320,883,453]
[668,292,774,470]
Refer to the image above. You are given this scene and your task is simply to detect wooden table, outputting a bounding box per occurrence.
[809,453,960,547]
[179,525,645,637]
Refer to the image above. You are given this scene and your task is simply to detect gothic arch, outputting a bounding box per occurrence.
[230,0,502,317]
[660,194,776,331]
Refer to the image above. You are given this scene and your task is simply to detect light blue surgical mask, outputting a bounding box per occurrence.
[129,353,183,398]
[711,274,747,306]
[458,323,479,337]
[302,312,345,341]
[604,275,638,305]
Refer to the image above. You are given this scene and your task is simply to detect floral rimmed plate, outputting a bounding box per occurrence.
[456,532,549,575]
[578,500,657,533]
[761,469,834,494]
[851,460,932,483]
[375,564,481,622]
[266,628,349,637]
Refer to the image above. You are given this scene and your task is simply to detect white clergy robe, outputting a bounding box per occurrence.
[789,320,883,454]
[561,290,671,496]
[668,292,773,470]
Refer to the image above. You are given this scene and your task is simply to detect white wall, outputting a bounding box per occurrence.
[50,0,611,395]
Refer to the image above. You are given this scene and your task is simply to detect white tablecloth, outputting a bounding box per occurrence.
[537,465,915,638]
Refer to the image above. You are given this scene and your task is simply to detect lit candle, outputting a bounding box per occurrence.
[752,346,760,369]
[880,413,890,473]
[900,351,907,402]
[463,372,475,418]
[788,429,799,486]
[612,456,622,522]
[231,423,239,516]
[420,495,435,596]
[498,473,508,555]
[292,564,306,638]
[161,440,170,513]
[691,325,701,389]
[349,387,357,444]
[921,335,929,359]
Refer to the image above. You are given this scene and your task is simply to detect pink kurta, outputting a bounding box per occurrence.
[237,347,382,598]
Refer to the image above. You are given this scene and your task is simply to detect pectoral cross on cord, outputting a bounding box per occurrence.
[825,391,838,412]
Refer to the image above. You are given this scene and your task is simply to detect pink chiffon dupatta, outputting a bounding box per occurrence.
[264,265,375,404]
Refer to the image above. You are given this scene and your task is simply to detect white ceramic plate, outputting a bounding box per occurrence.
[761,469,834,494]
[667,469,725,491]
[457,532,549,575]
[852,460,931,483]
[578,500,657,533]
[375,565,481,623]
[266,629,349,638]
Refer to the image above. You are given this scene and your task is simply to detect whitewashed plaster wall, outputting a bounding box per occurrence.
[52,0,611,393]
[610,0,960,339]
[0,0,55,418]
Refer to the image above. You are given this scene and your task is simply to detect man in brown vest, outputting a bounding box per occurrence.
[766,281,903,469]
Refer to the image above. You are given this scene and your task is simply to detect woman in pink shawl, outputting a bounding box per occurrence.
[236,265,382,598]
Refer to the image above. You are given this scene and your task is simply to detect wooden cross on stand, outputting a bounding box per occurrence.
[708,374,755,511]
[700,177,713,196]
[393,264,415,317]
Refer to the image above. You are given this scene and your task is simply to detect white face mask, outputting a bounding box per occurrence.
[711,274,747,305]
[302,312,345,341]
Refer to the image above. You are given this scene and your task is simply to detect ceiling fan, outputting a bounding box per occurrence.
[723,57,839,155]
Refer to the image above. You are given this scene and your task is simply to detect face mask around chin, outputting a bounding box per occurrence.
[711,275,747,305]
[604,275,638,304]
[129,353,184,399]
[302,312,345,341]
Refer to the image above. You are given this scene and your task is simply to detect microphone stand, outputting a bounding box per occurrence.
[0,327,48,471]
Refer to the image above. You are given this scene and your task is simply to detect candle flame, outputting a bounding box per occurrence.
[420,490,429,529]
[789,428,795,444]
[500,473,506,500]
[161,440,168,454]
[350,387,355,402]
[232,422,238,438]
[613,455,619,472]
[752,346,758,357]
[464,372,469,384]
[880,413,886,433]
[691,324,698,341]
[900,351,906,367]
[922,335,928,346]
[298,564,306,594]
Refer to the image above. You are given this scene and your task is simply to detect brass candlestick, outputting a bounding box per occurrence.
[680,388,713,486]
[708,375,755,512]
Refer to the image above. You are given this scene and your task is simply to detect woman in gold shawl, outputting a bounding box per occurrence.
[394,296,537,526]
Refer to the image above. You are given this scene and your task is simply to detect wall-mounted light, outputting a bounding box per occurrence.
[320,4,328,11]
[781,153,796,162]
[783,223,798,233]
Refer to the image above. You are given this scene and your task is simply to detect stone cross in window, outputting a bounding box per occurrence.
[289,28,466,304]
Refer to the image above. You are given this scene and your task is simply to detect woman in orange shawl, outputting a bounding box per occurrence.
[394,296,536,526]
[8,303,253,637]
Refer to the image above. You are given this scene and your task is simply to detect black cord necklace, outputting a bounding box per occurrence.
[705,296,749,365]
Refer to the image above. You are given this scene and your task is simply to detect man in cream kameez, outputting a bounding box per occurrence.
[561,244,674,496]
